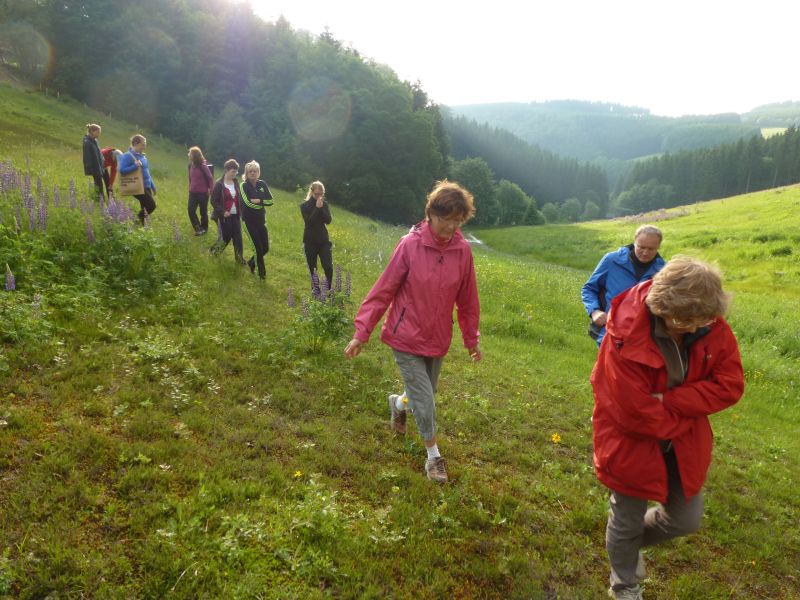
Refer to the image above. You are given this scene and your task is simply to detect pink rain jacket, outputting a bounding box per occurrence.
[353,221,480,358]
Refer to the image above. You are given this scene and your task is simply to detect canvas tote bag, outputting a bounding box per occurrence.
[119,152,145,196]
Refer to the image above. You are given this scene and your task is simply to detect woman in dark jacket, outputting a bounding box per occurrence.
[239,160,273,280]
[209,159,245,264]
[591,257,744,600]
[82,123,105,201]
[299,180,333,285]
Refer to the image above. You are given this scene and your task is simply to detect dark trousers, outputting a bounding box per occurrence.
[212,214,244,261]
[243,214,269,278]
[304,241,333,285]
[188,192,209,232]
[91,174,106,202]
[133,189,157,224]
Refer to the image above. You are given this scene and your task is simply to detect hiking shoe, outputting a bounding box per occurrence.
[424,457,448,483]
[608,584,643,600]
[247,257,256,274]
[387,394,406,435]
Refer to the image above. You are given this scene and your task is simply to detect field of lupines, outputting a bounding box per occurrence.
[1,82,799,599]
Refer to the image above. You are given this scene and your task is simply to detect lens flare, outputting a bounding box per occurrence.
[0,22,53,87]
[288,78,352,141]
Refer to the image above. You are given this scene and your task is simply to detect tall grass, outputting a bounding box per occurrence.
[1,82,798,599]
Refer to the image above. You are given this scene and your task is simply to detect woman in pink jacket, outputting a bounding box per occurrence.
[344,180,481,483]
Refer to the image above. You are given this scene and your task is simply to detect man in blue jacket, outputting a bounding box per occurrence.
[582,225,664,346]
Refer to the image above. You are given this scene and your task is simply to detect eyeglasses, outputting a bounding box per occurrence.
[669,317,717,329]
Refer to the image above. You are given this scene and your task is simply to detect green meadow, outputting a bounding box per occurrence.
[1,83,799,599]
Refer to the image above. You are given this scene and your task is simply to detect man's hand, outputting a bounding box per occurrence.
[591,310,608,326]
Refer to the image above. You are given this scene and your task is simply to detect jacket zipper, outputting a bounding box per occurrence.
[392,307,406,334]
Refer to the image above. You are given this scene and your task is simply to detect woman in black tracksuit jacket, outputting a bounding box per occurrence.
[239,160,273,280]
[299,180,333,285]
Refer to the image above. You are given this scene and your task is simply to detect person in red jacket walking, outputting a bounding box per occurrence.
[591,256,744,600]
[344,180,481,483]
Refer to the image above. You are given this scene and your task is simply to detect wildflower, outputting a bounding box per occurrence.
[301,297,309,318]
[551,433,562,444]
[5,264,15,291]
[335,264,342,292]
[319,280,327,302]
[345,271,351,298]
[287,287,296,308]
[310,269,320,299]
[32,293,42,311]
[293,470,303,479]
[37,201,48,231]
[86,218,96,244]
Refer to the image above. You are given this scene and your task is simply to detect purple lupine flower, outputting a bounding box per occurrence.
[5,264,15,291]
[287,288,296,308]
[37,201,48,231]
[53,186,60,207]
[106,196,117,221]
[335,264,342,292]
[310,269,321,299]
[86,218,96,244]
[319,282,327,303]
[27,205,36,231]
[23,173,31,198]
[301,297,309,318]
[345,271,351,298]
[32,293,42,311]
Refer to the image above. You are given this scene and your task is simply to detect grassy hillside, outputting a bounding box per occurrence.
[1,83,799,599]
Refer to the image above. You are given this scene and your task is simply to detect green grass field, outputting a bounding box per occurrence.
[1,82,799,599]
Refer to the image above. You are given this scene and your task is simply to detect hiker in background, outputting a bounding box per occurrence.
[100,146,123,200]
[239,160,273,280]
[82,123,105,201]
[209,159,245,264]
[344,180,481,484]
[117,134,157,224]
[187,146,213,236]
[591,257,744,600]
[582,225,665,347]
[299,180,333,286]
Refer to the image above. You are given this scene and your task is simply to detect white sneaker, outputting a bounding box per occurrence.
[608,584,643,600]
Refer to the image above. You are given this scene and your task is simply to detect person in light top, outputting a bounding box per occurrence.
[344,180,481,484]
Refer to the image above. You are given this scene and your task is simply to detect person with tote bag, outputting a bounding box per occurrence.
[117,133,157,224]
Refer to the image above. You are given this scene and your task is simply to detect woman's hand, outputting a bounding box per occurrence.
[224,210,230,218]
[344,338,363,359]
[315,198,324,209]
[135,159,142,167]
[468,345,482,362]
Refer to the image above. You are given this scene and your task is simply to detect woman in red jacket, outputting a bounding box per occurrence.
[344,180,481,484]
[591,256,744,600]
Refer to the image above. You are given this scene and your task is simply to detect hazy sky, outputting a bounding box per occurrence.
[249,0,797,117]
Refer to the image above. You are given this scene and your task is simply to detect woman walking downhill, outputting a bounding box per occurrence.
[344,180,481,483]
[187,146,214,236]
[299,181,333,286]
[82,124,105,201]
[209,159,245,264]
[239,160,273,280]
[592,257,744,600]
[117,134,157,224]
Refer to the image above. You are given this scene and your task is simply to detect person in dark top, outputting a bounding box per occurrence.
[239,160,273,280]
[299,180,333,285]
[209,159,245,264]
[82,123,105,201]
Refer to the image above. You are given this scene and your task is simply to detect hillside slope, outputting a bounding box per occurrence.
[1,85,798,599]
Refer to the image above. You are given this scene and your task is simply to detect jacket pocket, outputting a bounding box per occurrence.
[392,307,407,334]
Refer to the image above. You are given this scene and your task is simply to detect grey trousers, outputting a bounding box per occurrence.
[392,350,443,441]
[606,450,704,590]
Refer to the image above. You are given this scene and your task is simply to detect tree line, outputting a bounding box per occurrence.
[614,127,800,214]
[1,0,450,224]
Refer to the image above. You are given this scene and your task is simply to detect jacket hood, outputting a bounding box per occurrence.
[605,279,663,368]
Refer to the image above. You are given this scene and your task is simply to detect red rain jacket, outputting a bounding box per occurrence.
[353,221,480,358]
[591,279,744,502]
